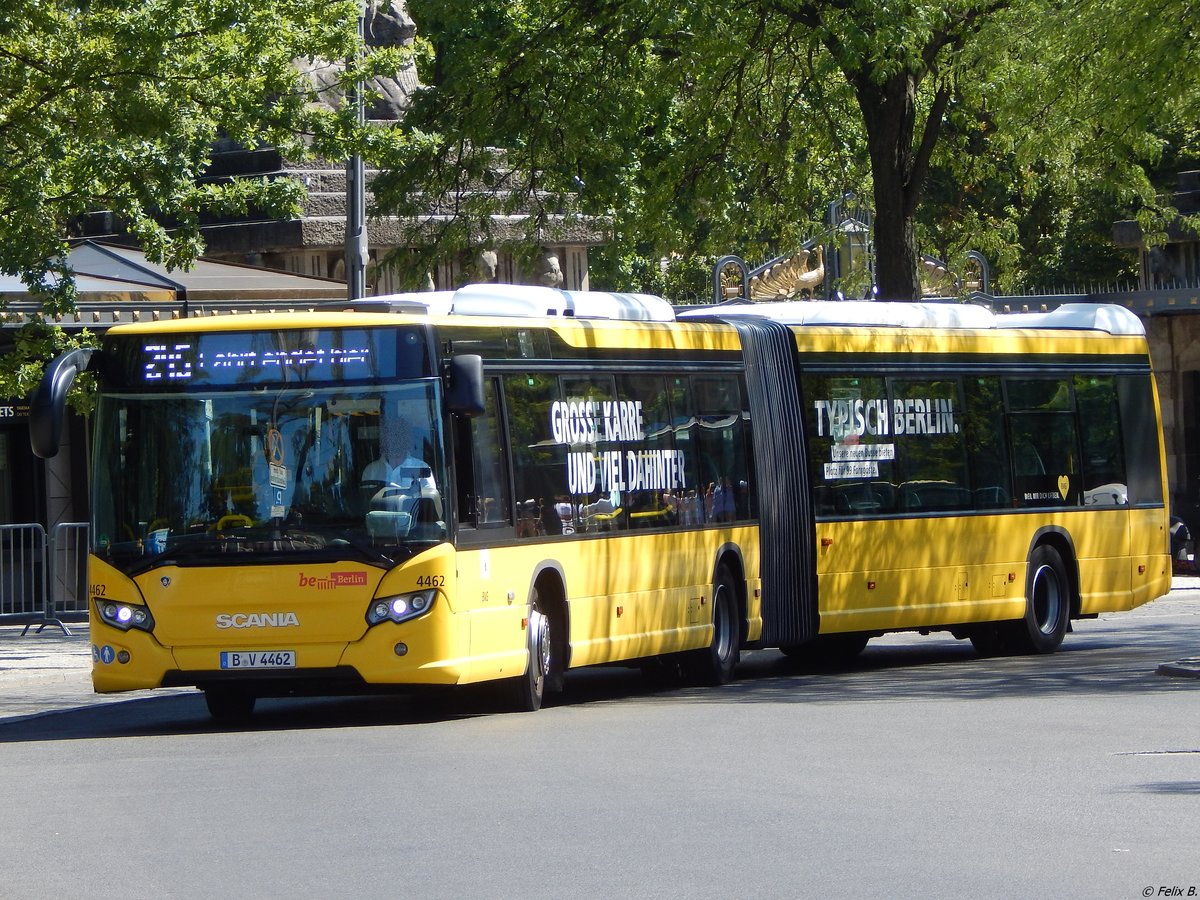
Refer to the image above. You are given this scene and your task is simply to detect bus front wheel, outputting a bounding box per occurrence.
[509,588,551,712]
[685,566,741,686]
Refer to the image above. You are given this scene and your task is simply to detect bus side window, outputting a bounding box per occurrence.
[1075,375,1128,506]
[1118,374,1165,506]
[455,377,512,528]
[890,377,970,512]
[617,374,677,528]
[693,375,752,522]
[505,373,566,537]
[802,373,892,521]
[1006,378,1081,507]
[667,377,704,525]
[964,376,1012,509]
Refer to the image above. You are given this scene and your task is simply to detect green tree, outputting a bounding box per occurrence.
[375,1,859,293]
[380,0,1200,301]
[0,0,415,312]
[380,0,1029,300]
[987,0,1200,271]
[916,0,1200,292]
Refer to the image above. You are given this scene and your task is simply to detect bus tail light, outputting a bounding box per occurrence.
[366,590,437,626]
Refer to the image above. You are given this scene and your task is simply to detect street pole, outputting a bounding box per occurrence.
[345,1,368,301]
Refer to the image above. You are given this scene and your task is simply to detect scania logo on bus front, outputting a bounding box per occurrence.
[216,612,300,629]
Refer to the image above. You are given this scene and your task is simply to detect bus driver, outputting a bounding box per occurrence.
[362,411,436,492]
[361,406,442,541]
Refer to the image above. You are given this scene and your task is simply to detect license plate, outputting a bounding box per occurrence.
[219,650,296,670]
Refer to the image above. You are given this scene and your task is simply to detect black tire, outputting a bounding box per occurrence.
[685,566,741,686]
[509,587,552,712]
[780,633,870,665]
[640,655,684,686]
[1008,544,1071,654]
[203,685,256,723]
[968,624,1011,657]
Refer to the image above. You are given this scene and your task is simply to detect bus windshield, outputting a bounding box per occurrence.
[92,381,448,574]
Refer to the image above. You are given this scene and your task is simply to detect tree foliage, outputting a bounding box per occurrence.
[381,0,1200,300]
[0,0,415,313]
[0,322,98,414]
[375,0,862,291]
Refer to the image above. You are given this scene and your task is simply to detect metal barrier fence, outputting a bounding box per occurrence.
[0,522,89,635]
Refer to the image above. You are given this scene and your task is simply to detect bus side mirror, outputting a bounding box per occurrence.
[30,348,93,459]
[446,354,485,417]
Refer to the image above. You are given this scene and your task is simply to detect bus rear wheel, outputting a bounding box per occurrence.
[685,566,741,686]
[1008,544,1071,654]
[509,588,552,712]
[969,544,1070,657]
[203,685,256,723]
[968,624,1011,657]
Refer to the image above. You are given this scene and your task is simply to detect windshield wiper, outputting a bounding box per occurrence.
[329,534,398,566]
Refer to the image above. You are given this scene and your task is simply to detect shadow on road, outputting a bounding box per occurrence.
[1,620,1196,744]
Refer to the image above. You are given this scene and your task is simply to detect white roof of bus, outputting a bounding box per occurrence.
[994,303,1144,335]
[366,283,676,321]
[360,285,1144,335]
[685,300,1146,335]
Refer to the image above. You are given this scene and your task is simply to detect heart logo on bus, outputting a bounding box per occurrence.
[1057,475,1070,500]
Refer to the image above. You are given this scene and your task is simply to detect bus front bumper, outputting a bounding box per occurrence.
[90,609,474,694]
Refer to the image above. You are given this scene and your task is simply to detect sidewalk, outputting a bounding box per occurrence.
[0,621,147,722]
[3,579,1200,723]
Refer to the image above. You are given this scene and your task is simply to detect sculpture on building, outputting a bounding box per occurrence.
[472,249,499,282]
[537,252,564,288]
[294,1,420,121]
[746,246,825,300]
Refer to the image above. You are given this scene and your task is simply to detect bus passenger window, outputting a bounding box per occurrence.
[964,377,1012,509]
[617,374,680,529]
[890,378,970,512]
[1074,375,1128,506]
[1006,378,1081,508]
[694,376,752,522]
[802,374,892,520]
[507,373,571,537]
[1118,375,1165,506]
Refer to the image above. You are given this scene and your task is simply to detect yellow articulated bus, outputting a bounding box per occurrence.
[31,285,1169,720]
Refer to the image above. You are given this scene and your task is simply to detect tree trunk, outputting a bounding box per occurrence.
[855,71,926,301]
[872,171,921,302]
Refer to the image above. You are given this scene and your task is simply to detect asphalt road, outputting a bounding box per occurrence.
[1,587,1197,900]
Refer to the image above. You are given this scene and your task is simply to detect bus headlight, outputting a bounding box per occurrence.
[366,590,437,626]
[96,600,155,633]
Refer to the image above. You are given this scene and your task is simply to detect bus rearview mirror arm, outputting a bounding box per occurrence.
[30,348,94,459]
[445,354,485,417]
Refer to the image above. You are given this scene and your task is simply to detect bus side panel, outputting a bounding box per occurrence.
[453,528,760,676]
[815,517,1021,633]
[814,509,1140,631]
